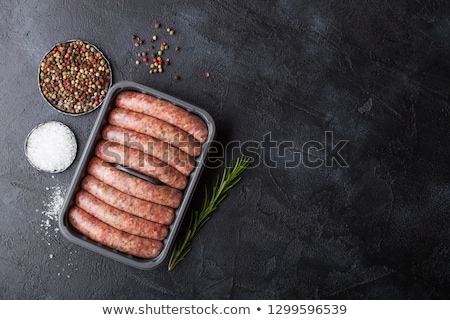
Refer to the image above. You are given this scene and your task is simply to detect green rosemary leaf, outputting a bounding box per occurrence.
[168,155,250,271]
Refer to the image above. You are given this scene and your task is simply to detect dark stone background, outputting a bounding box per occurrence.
[1,0,449,299]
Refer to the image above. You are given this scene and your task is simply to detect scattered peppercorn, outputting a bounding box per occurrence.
[39,40,111,114]
[174,75,180,80]
[131,24,180,78]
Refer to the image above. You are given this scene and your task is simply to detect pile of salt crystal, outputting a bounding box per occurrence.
[25,121,77,173]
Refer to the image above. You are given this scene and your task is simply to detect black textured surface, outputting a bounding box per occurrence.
[1,0,450,299]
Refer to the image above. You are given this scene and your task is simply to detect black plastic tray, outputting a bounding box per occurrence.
[58,81,215,270]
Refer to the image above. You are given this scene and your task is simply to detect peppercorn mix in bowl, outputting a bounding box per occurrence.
[39,40,112,115]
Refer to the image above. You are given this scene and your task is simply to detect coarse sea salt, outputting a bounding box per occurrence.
[38,184,78,278]
[40,184,65,245]
[25,121,77,173]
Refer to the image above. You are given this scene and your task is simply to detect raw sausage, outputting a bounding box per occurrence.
[87,156,182,208]
[69,206,163,259]
[76,190,168,240]
[81,174,175,225]
[95,140,188,190]
[102,124,195,176]
[109,107,202,157]
[115,90,208,143]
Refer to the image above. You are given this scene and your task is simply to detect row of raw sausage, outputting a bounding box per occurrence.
[69,91,208,259]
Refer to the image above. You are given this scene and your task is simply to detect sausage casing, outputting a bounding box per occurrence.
[95,140,188,190]
[81,174,175,225]
[102,124,195,176]
[76,190,168,240]
[87,156,182,208]
[109,107,201,157]
[69,206,163,259]
[115,90,208,143]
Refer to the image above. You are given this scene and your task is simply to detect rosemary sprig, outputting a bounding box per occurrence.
[168,155,250,271]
